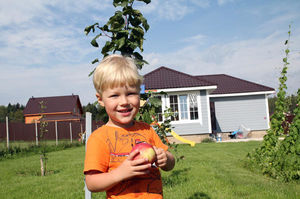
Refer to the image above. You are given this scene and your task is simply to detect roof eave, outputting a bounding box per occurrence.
[148,85,217,93]
[209,90,275,98]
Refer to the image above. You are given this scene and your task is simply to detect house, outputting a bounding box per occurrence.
[143,66,275,136]
[23,95,83,124]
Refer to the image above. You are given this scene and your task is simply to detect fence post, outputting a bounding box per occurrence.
[69,122,73,143]
[35,120,39,146]
[6,116,9,149]
[85,112,92,199]
[55,121,58,145]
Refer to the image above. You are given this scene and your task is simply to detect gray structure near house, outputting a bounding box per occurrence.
[144,67,275,135]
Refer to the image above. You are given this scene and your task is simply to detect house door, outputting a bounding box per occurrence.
[210,101,216,132]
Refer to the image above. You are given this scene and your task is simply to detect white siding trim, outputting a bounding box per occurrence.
[265,94,270,129]
[206,90,212,133]
[198,92,203,125]
[210,91,275,98]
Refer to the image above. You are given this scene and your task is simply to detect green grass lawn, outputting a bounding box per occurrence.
[0,141,299,199]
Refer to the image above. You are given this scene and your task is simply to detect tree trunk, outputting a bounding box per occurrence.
[40,155,45,176]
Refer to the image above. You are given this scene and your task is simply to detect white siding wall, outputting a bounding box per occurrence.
[211,94,270,132]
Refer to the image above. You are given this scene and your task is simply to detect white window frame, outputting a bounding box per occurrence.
[160,91,202,124]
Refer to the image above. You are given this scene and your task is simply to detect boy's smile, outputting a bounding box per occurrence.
[96,84,140,128]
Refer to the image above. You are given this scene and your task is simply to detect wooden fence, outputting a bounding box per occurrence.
[0,120,104,142]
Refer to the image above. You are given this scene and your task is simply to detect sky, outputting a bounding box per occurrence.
[0,0,300,106]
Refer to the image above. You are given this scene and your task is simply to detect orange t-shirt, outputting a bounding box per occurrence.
[84,121,168,199]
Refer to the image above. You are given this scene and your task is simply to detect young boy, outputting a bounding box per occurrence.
[84,54,175,199]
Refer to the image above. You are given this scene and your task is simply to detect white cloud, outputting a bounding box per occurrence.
[138,0,211,21]
[0,62,96,106]
[181,34,207,45]
[0,0,112,26]
[141,30,300,96]
[1,0,299,107]
[0,0,49,26]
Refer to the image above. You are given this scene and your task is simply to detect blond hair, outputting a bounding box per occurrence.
[93,54,143,95]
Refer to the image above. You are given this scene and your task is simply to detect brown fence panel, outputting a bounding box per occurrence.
[0,122,6,140]
[0,120,104,142]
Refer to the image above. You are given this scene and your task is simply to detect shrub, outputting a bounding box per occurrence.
[0,142,83,160]
[247,25,300,182]
[201,137,215,143]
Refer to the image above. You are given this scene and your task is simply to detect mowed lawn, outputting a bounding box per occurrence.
[0,141,299,199]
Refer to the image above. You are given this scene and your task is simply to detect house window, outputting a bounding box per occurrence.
[179,95,188,120]
[169,95,179,121]
[154,96,163,122]
[168,93,199,121]
[189,93,198,120]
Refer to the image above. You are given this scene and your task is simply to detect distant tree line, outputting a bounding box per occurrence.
[0,102,108,123]
[1,95,297,123]
[268,94,297,116]
[82,103,109,123]
[0,103,25,122]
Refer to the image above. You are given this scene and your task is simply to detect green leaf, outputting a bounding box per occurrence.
[113,0,128,7]
[123,5,134,15]
[100,25,109,32]
[91,38,99,47]
[84,26,92,35]
[285,49,290,54]
[129,15,141,27]
[88,68,96,77]
[91,58,99,64]
[116,37,126,49]
[133,52,143,60]
[84,23,99,35]
[90,33,102,48]
[283,57,287,63]
[285,40,288,45]
[137,0,151,4]
[101,41,112,55]
[141,17,149,31]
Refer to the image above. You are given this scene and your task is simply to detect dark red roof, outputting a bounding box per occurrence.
[196,74,274,95]
[144,66,216,90]
[144,66,274,95]
[23,95,83,115]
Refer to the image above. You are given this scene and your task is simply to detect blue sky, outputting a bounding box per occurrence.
[0,0,299,106]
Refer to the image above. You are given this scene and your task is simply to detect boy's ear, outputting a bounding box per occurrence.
[96,93,104,107]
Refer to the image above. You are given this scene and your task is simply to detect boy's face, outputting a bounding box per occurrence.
[96,84,140,128]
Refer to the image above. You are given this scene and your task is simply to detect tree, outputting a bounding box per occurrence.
[84,0,150,72]
[39,101,48,176]
[0,106,8,122]
[248,25,300,182]
[83,103,108,123]
[268,94,298,115]
[85,0,176,147]
[0,103,25,122]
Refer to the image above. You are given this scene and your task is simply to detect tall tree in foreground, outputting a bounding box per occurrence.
[84,0,174,146]
[248,25,300,182]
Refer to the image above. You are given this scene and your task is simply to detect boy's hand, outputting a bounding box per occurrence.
[153,146,168,168]
[113,149,151,182]
[153,146,175,171]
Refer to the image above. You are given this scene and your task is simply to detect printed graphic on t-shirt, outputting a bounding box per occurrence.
[106,130,162,196]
